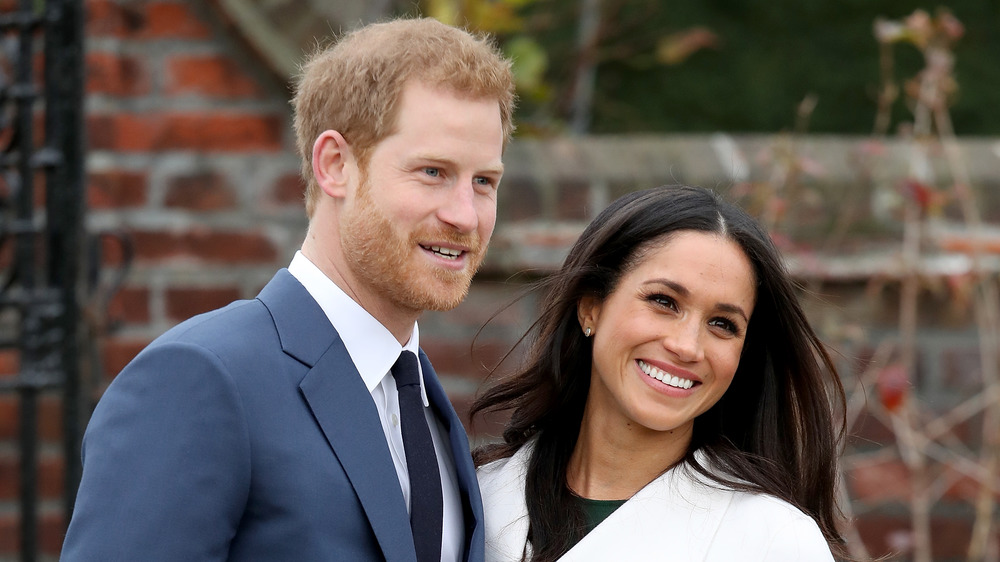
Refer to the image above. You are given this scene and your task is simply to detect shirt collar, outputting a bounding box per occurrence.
[288,251,428,405]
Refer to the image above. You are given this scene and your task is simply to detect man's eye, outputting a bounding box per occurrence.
[423,167,440,177]
[474,177,493,186]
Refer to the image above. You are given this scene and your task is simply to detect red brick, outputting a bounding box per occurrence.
[498,177,542,222]
[144,2,211,39]
[848,409,896,446]
[38,395,62,442]
[166,114,284,152]
[85,0,146,38]
[420,340,510,380]
[852,513,910,559]
[98,229,131,267]
[165,173,237,211]
[939,461,1000,502]
[0,454,65,501]
[0,396,62,442]
[87,113,284,152]
[39,510,67,555]
[0,236,10,270]
[850,514,988,560]
[442,283,530,329]
[458,393,511,442]
[938,234,1000,254]
[557,179,591,220]
[165,287,242,322]
[87,170,147,208]
[86,52,149,96]
[846,458,911,503]
[107,286,151,325]
[101,337,152,380]
[0,511,65,555]
[186,230,278,263]
[84,114,116,151]
[0,513,15,554]
[128,230,184,261]
[166,55,262,98]
[38,455,65,500]
[0,454,15,500]
[0,350,18,375]
[0,396,14,440]
[33,112,46,149]
[85,0,209,39]
[129,229,277,263]
[272,173,306,205]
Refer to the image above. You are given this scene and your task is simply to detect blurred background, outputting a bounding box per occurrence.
[1,0,998,560]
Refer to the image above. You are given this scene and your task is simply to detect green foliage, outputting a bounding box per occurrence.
[463,0,1000,135]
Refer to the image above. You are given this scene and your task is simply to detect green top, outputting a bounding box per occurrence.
[576,496,628,537]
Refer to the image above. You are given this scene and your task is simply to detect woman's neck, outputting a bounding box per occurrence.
[566,408,692,500]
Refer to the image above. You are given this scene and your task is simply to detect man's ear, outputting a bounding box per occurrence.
[312,130,353,199]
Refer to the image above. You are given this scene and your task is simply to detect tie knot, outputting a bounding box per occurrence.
[391,351,421,388]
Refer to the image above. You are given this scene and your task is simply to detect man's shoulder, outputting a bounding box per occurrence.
[157,297,270,346]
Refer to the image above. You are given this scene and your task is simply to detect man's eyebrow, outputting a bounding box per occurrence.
[411,154,504,175]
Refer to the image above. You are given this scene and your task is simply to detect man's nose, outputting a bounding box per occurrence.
[437,180,479,233]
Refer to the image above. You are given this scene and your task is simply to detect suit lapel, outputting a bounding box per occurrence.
[300,347,415,562]
[419,351,485,562]
[258,271,415,562]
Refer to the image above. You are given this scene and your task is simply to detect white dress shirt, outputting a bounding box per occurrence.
[289,251,463,562]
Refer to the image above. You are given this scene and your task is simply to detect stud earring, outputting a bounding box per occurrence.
[584,327,592,337]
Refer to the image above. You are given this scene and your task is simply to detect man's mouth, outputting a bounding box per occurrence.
[421,244,464,260]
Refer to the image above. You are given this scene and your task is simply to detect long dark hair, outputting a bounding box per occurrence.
[471,185,847,560]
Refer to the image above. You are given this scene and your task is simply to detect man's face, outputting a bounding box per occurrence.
[339,80,505,318]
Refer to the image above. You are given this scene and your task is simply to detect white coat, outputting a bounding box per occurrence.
[477,442,835,561]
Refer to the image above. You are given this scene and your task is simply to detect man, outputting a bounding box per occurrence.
[62,18,515,561]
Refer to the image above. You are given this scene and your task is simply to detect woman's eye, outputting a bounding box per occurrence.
[649,294,677,311]
[709,318,739,335]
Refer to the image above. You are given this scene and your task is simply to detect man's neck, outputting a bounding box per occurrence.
[299,241,418,344]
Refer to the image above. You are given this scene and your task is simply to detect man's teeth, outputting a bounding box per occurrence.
[638,360,694,390]
[427,245,462,260]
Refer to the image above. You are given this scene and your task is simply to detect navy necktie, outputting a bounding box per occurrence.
[391,351,443,562]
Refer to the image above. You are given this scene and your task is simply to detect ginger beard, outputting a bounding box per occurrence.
[339,168,488,313]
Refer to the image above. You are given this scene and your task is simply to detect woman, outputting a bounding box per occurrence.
[472,185,848,561]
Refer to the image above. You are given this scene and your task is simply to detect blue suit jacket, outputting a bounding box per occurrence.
[62,270,486,561]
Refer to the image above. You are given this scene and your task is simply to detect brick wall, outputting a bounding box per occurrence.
[1,0,998,559]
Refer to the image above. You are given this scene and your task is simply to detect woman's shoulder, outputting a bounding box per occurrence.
[476,442,535,562]
[680,454,834,560]
[703,484,834,560]
[476,440,534,492]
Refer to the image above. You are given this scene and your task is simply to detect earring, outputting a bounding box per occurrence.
[584,327,592,337]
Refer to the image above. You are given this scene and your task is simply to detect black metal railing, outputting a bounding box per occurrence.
[0,0,84,559]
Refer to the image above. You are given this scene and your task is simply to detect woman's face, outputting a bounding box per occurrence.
[578,230,756,441]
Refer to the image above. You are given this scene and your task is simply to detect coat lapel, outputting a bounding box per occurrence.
[418,351,485,562]
[478,443,734,562]
[258,270,415,562]
[477,444,532,562]
[562,451,733,561]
